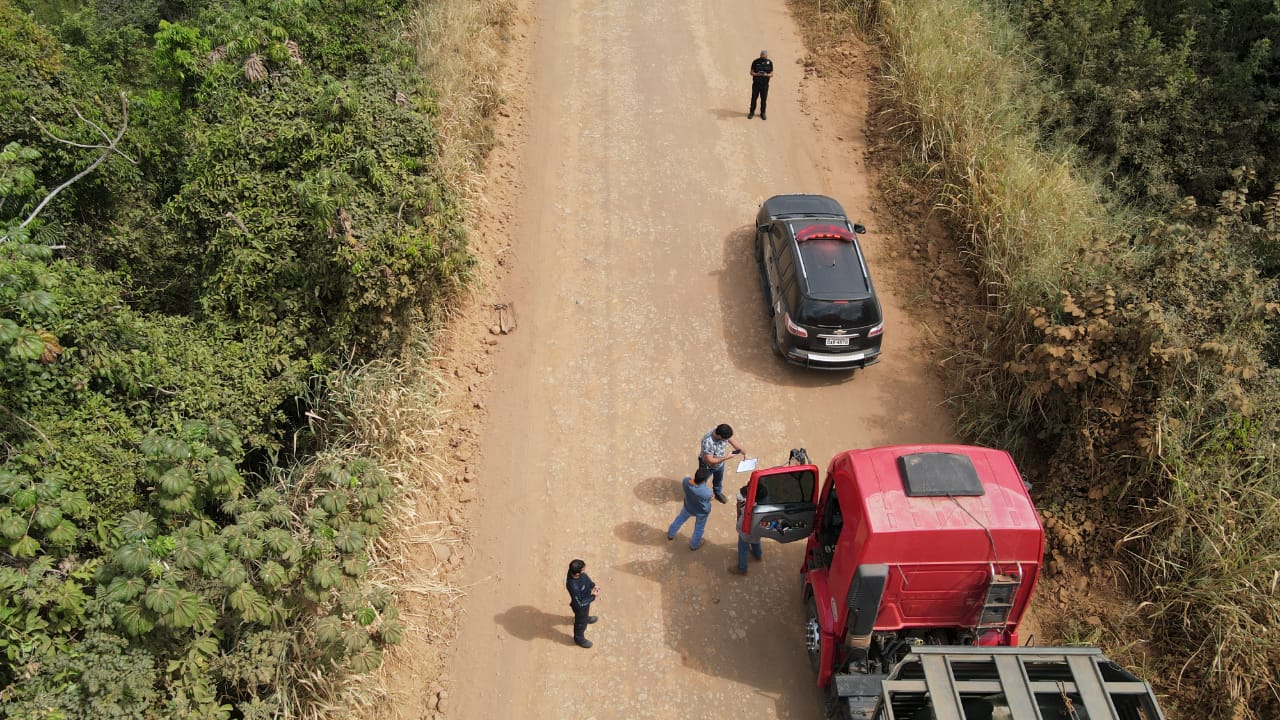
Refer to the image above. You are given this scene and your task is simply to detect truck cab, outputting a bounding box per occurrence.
[740,444,1165,720]
[741,445,1043,685]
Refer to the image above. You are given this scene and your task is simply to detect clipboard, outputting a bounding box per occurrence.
[736,458,758,473]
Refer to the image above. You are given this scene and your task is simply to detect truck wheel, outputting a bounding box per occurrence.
[805,596,822,674]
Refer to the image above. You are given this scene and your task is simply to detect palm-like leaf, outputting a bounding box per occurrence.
[11,488,36,510]
[159,466,193,495]
[45,519,77,546]
[378,619,405,646]
[347,645,382,674]
[0,470,25,495]
[58,490,90,517]
[143,582,180,614]
[105,575,147,602]
[32,504,62,530]
[333,527,364,553]
[315,615,343,645]
[117,510,157,540]
[318,490,348,515]
[9,534,40,557]
[167,590,206,629]
[220,562,248,588]
[116,602,156,636]
[0,510,26,540]
[258,561,288,589]
[114,542,152,573]
[172,535,205,569]
[309,559,342,590]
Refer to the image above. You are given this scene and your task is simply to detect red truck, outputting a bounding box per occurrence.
[739,444,1166,720]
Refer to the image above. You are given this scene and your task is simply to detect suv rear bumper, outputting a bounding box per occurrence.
[784,345,881,371]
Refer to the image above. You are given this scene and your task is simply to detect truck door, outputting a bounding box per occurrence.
[739,463,820,543]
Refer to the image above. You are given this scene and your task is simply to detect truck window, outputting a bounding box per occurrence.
[818,488,844,566]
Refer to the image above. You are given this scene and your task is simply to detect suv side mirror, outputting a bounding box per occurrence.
[852,223,867,235]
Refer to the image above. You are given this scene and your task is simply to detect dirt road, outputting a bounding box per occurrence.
[449,1,957,717]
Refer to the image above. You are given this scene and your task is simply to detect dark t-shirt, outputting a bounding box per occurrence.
[566,572,596,608]
[751,57,774,82]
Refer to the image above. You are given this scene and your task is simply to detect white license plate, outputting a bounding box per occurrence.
[825,337,851,347]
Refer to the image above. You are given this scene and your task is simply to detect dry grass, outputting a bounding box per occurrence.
[411,0,517,204]
[871,0,1121,312]
[311,318,462,717]
[823,0,1280,715]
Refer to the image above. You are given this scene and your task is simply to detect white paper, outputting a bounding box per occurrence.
[736,458,758,473]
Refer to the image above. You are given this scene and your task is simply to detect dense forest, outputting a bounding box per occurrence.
[1,0,466,716]
[846,0,1279,717]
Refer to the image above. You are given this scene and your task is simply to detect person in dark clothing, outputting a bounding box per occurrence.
[565,558,600,648]
[748,50,774,120]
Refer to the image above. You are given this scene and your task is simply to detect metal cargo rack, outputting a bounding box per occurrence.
[834,646,1165,720]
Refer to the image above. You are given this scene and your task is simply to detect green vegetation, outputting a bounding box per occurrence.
[1,0,478,716]
[830,0,1279,717]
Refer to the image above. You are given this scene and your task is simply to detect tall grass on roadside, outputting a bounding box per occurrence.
[834,0,1280,716]
[874,0,1117,314]
[412,0,517,202]
[308,321,462,716]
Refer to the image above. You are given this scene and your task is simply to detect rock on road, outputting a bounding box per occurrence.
[449,0,955,718]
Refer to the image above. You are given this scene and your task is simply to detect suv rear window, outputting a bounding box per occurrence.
[796,239,869,295]
[798,298,880,327]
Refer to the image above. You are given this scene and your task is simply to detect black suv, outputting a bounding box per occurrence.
[754,194,883,370]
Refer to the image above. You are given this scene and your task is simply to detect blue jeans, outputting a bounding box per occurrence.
[737,536,762,570]
[699,459,726,496]
[668,508,709,549]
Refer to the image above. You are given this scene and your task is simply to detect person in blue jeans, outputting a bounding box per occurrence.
[667,468,714,550]
[729,483,764,576]
[698,423,747,504]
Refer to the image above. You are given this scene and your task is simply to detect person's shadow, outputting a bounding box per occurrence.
[494,605,576,645]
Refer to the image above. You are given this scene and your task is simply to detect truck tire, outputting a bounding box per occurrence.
[805,595,822,674]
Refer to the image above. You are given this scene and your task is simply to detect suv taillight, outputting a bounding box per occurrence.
[868,322,884,337]
[784,313,808,337]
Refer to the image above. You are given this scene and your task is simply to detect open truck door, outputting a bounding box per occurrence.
[739,462,820,543]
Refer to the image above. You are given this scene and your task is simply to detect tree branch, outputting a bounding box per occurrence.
[1,92,136,245]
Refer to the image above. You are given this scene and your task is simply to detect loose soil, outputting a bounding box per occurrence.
[372,0,1130,718]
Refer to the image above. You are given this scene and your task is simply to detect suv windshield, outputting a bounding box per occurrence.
[798,298,880,328]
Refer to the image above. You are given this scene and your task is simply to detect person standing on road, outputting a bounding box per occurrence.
[729,483,765,576]
[565,558,600,649]
[748,50,774,120]
[699,423,747,504]
[667,468,714,550]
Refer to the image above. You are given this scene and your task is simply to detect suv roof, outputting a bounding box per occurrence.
[785,220,872,299]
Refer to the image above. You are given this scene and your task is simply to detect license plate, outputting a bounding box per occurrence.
[825,337,851,347]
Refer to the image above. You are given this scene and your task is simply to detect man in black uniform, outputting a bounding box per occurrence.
[748,50,774,120]
[565,558,600,648]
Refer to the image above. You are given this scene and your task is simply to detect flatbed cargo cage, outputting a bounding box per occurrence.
[833,646,1165,720]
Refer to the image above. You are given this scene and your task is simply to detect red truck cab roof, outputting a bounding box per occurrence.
[814,444,1044,637]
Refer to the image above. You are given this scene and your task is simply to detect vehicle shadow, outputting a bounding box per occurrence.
[493,605,576,645]
[613,521,827,716]
[717,224,855,387]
